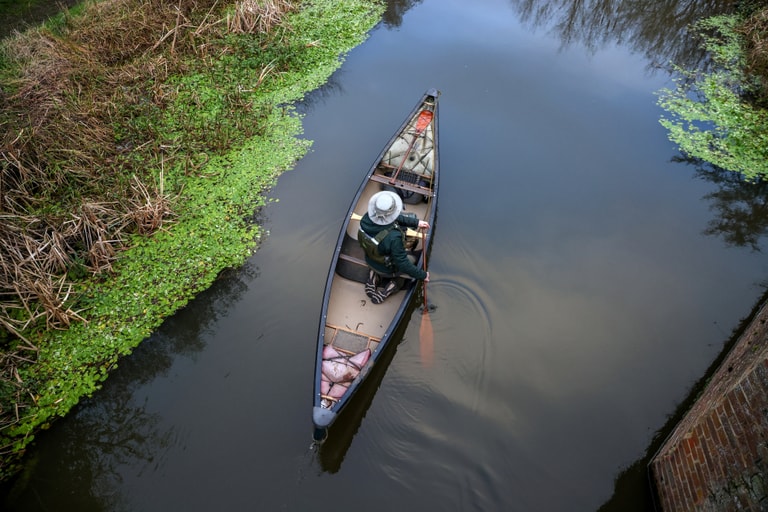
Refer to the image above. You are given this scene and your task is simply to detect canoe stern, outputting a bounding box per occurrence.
[313,404,337,429]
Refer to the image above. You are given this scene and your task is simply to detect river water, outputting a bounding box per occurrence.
[4,0,767,511]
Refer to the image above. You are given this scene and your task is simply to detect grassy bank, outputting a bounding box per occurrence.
[0,0,383,481]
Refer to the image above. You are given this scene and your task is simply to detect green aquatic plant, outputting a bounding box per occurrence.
[657,14,768,181]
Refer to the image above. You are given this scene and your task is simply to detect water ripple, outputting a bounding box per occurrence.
[425,272,494,414]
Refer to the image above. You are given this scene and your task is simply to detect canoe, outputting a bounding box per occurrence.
[312,88,440,441]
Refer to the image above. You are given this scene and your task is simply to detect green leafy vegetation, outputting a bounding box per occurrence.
[0,0,384,480]
[657,11,768,181]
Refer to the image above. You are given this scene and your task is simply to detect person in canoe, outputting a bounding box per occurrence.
[358,190,430,304]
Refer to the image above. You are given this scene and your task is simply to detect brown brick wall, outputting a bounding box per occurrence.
[650,302,768,511]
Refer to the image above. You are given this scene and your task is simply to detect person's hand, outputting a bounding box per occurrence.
[418,220,430,230]
[424,271,430,282]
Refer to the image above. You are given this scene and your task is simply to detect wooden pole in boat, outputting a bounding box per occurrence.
[419,227,433,367]
[389,110,433,184]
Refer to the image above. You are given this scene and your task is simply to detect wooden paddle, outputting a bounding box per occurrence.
[389,110,433,184]
[419,227,433,367]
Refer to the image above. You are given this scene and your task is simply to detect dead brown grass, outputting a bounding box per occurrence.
[742,7,768,104]
[0,0,295,390]
[0,0,305,469]
[227,0,296,35]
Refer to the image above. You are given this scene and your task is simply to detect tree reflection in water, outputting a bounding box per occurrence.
[693,159,768,251]
[380,0,734,70]
[502,0,768,253]
[510,0,735,69]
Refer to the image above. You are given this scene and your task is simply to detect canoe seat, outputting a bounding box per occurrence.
[339,253,366,266]
[336,234,369,283]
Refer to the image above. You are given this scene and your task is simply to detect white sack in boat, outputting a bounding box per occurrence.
[349,349,370,368]
[323,345,342,359]
[321,374,331,395]
[384,136,434,176]
[321,348,371,383]
[328,382,348,399]
[322,360,359,383]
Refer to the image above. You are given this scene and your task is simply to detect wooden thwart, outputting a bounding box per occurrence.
[370,170,434,198]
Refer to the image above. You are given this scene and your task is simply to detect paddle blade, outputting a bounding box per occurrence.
[419,309,434,367]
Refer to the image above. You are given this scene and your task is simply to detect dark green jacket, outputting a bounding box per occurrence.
[359,213,427,280]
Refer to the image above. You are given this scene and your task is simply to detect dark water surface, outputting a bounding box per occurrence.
[4,0,768,511]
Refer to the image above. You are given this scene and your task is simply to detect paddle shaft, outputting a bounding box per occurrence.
[422,229,428,309]
[419,226,433,366]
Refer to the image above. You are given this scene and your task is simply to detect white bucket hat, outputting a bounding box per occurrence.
[368,191,403,225]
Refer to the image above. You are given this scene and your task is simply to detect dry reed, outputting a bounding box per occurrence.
[0,0,298,442]
[742,7,768,104]
[227,0,296,35]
